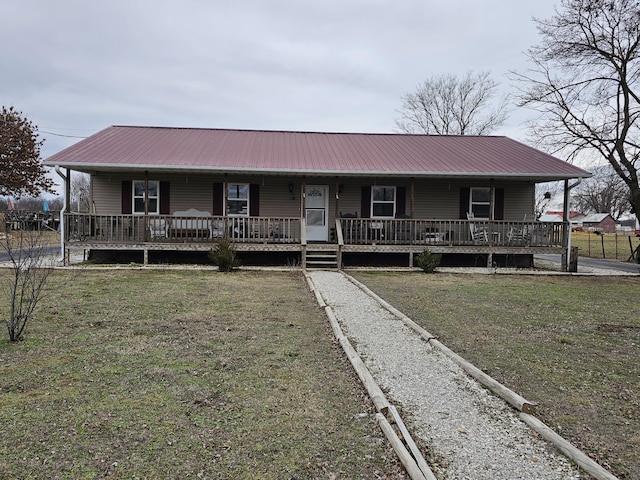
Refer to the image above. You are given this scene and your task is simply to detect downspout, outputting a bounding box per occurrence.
[54,165,67,263]
[562,177,582,271]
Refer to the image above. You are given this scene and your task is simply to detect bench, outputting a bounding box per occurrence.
[169,209,224,238]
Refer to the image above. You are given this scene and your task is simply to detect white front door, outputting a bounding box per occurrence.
[305,185,329,242]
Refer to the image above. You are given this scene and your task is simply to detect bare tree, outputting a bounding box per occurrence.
[396,71,510,135]
[573,164,630,218]
[1,226,55,342]
[535,182,563,219]
[10,196,46,212]
[48,197,64,211]
[71,173,91,212]
[512,0,640,223]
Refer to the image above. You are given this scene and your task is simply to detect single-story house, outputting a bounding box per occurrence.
[44,126,591,269]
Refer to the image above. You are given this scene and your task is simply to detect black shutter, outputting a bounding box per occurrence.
[122,181,132,214]
[212,183,224,215]
[361,186,371,218]
[459,188,470,219]
[396,186,406,217]
[159,181,170,215]
[494,188,504,220]
[249,184,260,216]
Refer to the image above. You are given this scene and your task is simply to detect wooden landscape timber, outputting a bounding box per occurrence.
[376,413,434,480]
[386,405,436,480]
[305,272,436,480]
[332,272,621,480]
[345,274,538,413]
[520,413,620,480]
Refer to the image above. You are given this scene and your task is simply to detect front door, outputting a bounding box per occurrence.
[305,185,329,242]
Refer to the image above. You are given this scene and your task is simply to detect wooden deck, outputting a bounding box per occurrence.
[62,214,566,267]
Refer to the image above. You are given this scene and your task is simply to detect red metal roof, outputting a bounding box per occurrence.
[44,126,591,180]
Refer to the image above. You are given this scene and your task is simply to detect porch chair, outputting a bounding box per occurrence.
[148,218,168,239]
[507,214,532,245]
[211,220,225,238]
[467,212,488,243]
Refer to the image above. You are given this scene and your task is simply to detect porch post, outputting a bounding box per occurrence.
[334,176,340,221]
[410,177,415,218]
[301,176,307,223]
[89,174,94,214]
[66,169,72,213]
[561,179,570,272]
[301,176,307,267]
[488,179,495,267]
[223,174,228,234]
[144,171,149,242]
[301,176,306,211]
[65,170,71,265]
[489,179,495,221]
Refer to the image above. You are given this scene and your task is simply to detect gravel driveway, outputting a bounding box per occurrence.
[308,270,583,480]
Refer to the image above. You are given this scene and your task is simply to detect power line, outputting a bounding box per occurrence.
[39,130,88,139]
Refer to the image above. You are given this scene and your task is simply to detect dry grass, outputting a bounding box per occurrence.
[571,231,640,261]
[0,229,61,247]
[0,270,406,479]
[351,271,640,480]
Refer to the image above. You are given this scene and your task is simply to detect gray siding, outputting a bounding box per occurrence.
[90,173,534,221]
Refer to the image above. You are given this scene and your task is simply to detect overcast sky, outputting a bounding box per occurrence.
[2,0,560,163]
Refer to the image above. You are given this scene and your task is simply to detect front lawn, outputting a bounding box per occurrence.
[0,270,405,479]
[351,272,640,480]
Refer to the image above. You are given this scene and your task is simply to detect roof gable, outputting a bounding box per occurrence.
[44,126,591,181]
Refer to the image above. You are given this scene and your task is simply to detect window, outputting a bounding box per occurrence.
[133,180,159,214]
[227,183,249,216]
[470,187,490,219]
[371,186,395,218]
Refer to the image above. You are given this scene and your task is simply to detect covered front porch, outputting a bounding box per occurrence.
[63,213,567,268]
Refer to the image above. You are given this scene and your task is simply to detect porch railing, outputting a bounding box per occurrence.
[338,218,563,248]
[64,214,563,248]
[65,214,302,244]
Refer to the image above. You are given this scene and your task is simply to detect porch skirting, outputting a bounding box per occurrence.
[65,241,564,268]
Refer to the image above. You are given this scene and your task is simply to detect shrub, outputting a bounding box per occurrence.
[416,249,441,273]
[208,237,240,272]
[1,228,55,341]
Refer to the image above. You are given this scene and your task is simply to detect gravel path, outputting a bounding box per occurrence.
[308,270,583,480]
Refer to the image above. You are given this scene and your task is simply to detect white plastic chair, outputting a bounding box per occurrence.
[467,212,488,243]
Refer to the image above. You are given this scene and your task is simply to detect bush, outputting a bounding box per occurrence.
[416,249,441,273]
[1,228,55,341]
[208,237,240,272]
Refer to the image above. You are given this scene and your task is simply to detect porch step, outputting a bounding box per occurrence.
[305,250,339,269]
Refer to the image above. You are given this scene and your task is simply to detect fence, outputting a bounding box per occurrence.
[571,231,640,261]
